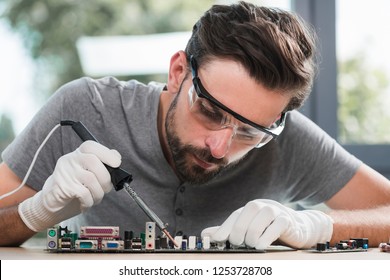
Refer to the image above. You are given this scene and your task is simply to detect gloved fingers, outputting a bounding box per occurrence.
[73,168,106,208]
[244,205,281,248]
[53,159,109,209]
[200,226,220,239]
[201,208,243,242]
[255,199,285,208]
[42,177,74,211]
[228,200,275,246]
[78,140,122,168]
[254,215,290,250]
[41,178,95,212]
[76,153,114,194]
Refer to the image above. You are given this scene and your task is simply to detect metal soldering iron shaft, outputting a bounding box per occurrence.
[123,182,179,247]
[123,182,165,229]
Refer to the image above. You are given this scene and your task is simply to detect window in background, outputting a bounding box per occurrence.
[337,0,390,144]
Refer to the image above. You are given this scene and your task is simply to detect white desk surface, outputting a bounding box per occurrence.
[1,245,389,260]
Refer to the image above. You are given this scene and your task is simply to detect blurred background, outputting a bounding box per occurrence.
[1,0,390,177]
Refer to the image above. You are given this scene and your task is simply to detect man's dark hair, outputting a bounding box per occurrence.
[185,1,318,111]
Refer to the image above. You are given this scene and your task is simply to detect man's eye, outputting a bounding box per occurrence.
[236,128,259,140]
[236,133,255,141]
[237,125,259,136]
[199,101,223,122]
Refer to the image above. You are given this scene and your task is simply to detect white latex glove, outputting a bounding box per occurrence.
[18,140,122,232]
[201,199,333,249]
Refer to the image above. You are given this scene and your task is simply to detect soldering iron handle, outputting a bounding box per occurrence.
[63,121,133,191]
[70,121,99,142]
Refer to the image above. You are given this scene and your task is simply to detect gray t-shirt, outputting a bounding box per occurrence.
[2,76,361,237]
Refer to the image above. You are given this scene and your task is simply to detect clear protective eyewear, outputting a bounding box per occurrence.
[189,55,286,148]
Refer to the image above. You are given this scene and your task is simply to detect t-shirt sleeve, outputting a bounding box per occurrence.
[277,111,362,206]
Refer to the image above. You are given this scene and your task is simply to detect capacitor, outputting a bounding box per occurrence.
[181,240,188,250]
[202,236,210,250]
[316,243,327,251]
[188,236,196,250]
[160,237,168,249]
[196,237,203,250]
[174,236,183,249]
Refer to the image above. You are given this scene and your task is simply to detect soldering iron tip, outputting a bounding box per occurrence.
[162,228,179,248]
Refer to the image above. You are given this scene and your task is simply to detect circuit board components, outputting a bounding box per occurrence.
[46,224,371,254]
[379,242,390,252]
[311,238,369,253]
[46,223,264,253]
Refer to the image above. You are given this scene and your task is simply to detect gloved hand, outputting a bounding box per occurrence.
[18,140,122,232]
[201,199,333,249]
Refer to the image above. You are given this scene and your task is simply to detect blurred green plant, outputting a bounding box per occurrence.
[338,52,390,144]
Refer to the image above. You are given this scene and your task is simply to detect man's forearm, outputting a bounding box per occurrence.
[329,206,390,246]
[0,205,36,246]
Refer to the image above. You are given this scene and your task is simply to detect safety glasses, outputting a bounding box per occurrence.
[189,55,286,148]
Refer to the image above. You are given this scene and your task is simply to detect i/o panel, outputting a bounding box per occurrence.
[79,226,120,239]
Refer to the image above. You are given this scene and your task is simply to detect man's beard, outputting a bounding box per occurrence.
[165,88,230,185]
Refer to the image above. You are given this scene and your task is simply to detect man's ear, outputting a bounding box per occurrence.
[167,51,189,94]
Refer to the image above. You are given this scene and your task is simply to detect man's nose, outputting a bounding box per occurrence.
[205,127,235,159]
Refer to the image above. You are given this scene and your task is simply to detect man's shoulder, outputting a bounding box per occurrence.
[62,76,131,93]
[285,110,326,136]
[53,76,163,104]
[82,76,164,94]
